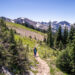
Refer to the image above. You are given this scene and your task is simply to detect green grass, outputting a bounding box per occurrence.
[37,43,57,60]
[0,20,68,75]
[14,34,39,73]
[15,34,37,48]
[15,34,57,59]
[6,22,61,61]
[46,52,68,75]
[0,74,5,75]
[50,65,55,75]
[14,33,57,62]
[14,34,68,75]
[6,22,44,35]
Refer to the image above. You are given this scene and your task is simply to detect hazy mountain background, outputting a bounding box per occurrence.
[0,16,71,32]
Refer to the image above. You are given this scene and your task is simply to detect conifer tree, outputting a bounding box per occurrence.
[55,26,62,48]
[59,41,63,50]
[63,26,68,48]
[0,19,9,72]
[9,29,17,56]
[68,25,75,43]
[47,21,53,47]
[15,39,29,74]
[56,33,75,74]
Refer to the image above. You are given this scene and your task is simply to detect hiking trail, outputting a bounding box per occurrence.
[35,53,50,75]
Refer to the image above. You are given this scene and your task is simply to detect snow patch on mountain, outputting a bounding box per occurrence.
[0,17,71,32]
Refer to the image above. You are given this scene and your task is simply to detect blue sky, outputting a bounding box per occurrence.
[0,0,75,23]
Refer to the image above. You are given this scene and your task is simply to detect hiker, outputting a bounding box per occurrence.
[33,47,37,57]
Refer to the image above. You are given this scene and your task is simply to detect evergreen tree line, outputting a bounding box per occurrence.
[0,19,29,75]
[46,22,75,75]
[46,22,75,50]
[56,30,75,75]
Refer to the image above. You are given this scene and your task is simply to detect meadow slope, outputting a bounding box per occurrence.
[7,22,67,75]
[6,22,45,41]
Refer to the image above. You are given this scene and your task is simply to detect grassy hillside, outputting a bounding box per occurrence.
[6,21,67,75]
[14,34,67,75]
[6,22,44,35]
[6,22,46,41]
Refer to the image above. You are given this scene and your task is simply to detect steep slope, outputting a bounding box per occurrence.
[6,22,45,41]
[6,21,67,75]
[0,20,30,75]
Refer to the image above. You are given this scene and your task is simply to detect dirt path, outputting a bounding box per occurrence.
[35,53,50,75]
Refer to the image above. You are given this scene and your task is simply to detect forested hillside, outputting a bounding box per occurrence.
[0,19,30,75]
[0,19,75,75]
[47,22,75,75]
[6,22,45,41]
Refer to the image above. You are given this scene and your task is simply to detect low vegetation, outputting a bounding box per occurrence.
[0,19,75,75]
[0,19,30,74]
[46,22,75,75]
[6,22,45,35]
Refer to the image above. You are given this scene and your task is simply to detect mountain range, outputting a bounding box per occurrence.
[0,16,71,32]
